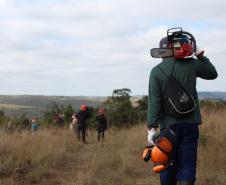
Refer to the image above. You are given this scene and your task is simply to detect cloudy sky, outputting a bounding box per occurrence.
[0,0,225,96]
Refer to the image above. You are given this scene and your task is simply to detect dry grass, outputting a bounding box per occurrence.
[196,110,226,185]
[0,129,82,185]
[1,109,226,185]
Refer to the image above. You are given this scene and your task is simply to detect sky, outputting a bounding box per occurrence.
[0,0,225,96]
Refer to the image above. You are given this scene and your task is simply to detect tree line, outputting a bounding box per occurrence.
[0,88,148,129]
[1,88,224,130]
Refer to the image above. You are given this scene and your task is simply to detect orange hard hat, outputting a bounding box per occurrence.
[151,146,169,164]
[80,105,87,111]
[157,137,173,153]
[142,128,176,173]
[152,163,167,173]
[142,145,169,173]
[142,147,152,162]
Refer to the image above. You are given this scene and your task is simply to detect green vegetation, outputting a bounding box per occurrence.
[42,102,75,126]
[104,88,147,127]
[1,89,226,130]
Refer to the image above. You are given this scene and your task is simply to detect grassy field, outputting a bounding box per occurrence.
[0,109,226,185]
[0,103,33,109]
[0,95,104,118]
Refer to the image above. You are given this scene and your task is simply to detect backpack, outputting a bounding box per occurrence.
[158,62,196,118]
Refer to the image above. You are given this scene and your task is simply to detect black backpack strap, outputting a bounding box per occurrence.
[170,61,176,76]
[158,66,168,80]
[158,61,176,80]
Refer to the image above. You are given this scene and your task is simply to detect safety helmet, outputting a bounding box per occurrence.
[142,145,169,173]
[151,146,169,163]
[159,37,169,48]
[80,105,87,111]
[151,27,196,59]
[142,128,176,173]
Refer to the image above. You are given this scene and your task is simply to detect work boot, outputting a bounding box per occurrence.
[177,180,195,185]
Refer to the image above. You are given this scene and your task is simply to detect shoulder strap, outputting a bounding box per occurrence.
[170,61,176,76]
[158,66,168,80]
[158,61,176,80]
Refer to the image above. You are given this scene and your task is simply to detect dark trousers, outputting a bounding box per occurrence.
[97,129,105,141]
[76,127,86,143]
[160,123,199,185]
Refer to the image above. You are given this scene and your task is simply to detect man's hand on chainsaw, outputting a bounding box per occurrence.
[147,128,157,145]
[195,45,204,58]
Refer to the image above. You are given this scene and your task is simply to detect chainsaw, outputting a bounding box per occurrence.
[150,27,196,59]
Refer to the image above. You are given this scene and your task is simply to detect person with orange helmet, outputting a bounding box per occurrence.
[96,107,107,141]
[147,28,218,185]
[75,105,91,143]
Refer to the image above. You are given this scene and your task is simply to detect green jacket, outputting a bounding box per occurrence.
[147,56,218,130]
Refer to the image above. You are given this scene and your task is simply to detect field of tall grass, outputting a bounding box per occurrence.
[0,108,226,185]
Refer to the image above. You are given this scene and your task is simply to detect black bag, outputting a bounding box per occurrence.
[159,63,196,118]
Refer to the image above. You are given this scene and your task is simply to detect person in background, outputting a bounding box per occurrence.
[76,105,91,143]
[6,120,14,134]
[96,107,107,142]
[58,114,65,128]
[70,112,77,133]
[31,118,39,135]
[53,114,64,128]
[21,118,30,130]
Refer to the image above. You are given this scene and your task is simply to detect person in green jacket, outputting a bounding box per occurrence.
[147,33,218,185]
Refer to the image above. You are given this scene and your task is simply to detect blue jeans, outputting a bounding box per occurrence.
[160,123,199,185]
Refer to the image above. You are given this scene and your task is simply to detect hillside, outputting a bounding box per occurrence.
[198,91,226,100]
[0,92,225,118]
[0,95,106,118]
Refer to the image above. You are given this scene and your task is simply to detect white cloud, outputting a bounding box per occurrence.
[0,0,6,5]
[0,0,225,95]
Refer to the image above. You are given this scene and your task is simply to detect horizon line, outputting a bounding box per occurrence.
[0,91,225,97]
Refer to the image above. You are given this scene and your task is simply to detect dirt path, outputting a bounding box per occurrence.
[39,136,102,185]
[38,128,158,185]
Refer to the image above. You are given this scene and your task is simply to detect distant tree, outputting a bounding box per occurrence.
[63,104,74,123]
[43,102,75,126]
[112,88,131,97]
[13,113,30,130]
[43,102,61,124]
[136,95,148,122]
[86,106,97,128]
[104,88,139,126]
